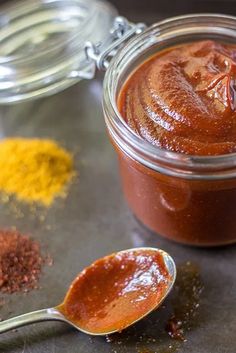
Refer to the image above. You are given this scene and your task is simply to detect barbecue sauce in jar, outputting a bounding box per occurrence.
[117,40,236,245]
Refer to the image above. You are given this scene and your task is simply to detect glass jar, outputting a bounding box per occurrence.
[0,0,117,103]
[103,14,236,246]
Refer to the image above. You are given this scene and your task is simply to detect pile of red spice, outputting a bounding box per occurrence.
[0,229,45,294]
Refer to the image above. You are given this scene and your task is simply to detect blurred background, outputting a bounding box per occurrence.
[112,0,236,23]
[111,0,236,17]
[2,0,236,20]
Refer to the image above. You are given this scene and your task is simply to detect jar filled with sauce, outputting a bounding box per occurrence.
[1,2,236,246]
[103,15,236,246]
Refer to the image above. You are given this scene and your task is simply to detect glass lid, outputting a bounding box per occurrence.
[0,0,117,103]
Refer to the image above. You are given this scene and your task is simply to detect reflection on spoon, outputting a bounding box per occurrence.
[0,247,176,336]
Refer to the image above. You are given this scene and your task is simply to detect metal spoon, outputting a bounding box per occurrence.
[0,247,176,336]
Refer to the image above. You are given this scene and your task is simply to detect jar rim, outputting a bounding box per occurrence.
[103,13,236,180]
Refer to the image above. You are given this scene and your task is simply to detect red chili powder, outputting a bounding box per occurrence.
[0,230,46,294]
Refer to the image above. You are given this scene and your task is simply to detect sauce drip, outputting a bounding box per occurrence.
[118,40,236,155]
[59,249,170,334]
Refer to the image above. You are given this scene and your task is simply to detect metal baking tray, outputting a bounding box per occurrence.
[0,66,235,353]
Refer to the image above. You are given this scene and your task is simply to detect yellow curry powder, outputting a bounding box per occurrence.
[0,138,75,206]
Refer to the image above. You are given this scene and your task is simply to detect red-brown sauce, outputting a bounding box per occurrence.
[118,40,236,155]
[116,40,236,245]
[59,249,170,334]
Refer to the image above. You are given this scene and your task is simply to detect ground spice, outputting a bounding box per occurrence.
[0,138,75,206]
[0,229,46,294]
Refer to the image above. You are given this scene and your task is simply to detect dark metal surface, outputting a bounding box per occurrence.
[0,9,236,353]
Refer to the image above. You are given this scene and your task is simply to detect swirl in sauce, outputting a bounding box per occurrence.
[118,40,236,155]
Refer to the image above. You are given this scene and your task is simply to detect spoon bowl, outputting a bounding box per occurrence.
[0,247,176,336]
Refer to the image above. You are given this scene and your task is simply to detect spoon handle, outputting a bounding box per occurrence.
[0,308,66,334]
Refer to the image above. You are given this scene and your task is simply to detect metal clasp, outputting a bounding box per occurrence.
[85,17,146,71]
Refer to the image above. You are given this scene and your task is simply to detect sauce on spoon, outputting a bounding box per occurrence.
[58,249,171,334]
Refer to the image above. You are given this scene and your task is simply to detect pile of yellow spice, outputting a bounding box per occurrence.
[0,138,75,206]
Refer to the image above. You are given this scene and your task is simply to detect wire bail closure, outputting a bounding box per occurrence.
[85,17,146,71]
